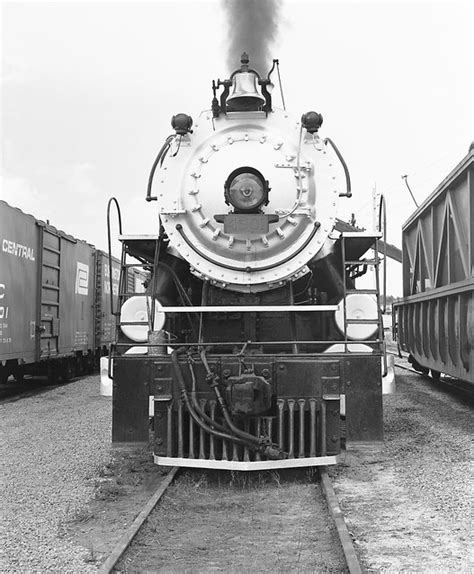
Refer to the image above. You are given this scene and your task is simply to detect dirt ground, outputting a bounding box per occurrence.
[330,362,472,573]
[115,470,347,573]
[66,463,346,572]
[64,447,169,567]
[66,363,472,573]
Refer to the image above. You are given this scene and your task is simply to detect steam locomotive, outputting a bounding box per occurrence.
[110,54,387,469]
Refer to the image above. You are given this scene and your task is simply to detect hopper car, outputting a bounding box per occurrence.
[109,53,393,470]
[393,145,474,383]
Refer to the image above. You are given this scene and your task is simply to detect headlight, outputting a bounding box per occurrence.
[224,167,269,213]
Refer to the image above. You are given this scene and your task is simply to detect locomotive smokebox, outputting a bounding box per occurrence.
[227,52,265,111]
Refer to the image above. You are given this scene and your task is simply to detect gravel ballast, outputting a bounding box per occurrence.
[331,363,473,572]
[1,364,472,572]
[0,377,112,572]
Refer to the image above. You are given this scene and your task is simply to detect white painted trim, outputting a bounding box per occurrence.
[154,455,340,471]
[341,231,383,238]
[119,234,160,240]
[159,305,338,313]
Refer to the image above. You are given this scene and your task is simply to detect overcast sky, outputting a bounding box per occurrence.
[1,0,473,295]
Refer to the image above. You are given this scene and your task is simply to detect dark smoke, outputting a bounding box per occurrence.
[222,0,282,76]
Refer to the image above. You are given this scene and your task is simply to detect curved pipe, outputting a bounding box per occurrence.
[146,135,176,202]
[199,349,284,461]
[171,349,285,459]
[171,349,249,448]
[188,361,229,434]
[199,349,260,444]
[324,137,352,198]
[106,197,123,315]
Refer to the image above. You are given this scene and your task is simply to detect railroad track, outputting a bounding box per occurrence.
[99,467,361,573]
[393,361,474,403]
[387,347,474,403]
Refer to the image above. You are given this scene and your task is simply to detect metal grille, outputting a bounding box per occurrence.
[156,397,335,462]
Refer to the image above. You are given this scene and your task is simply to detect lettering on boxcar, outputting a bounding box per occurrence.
[0,283,8,324]
[1,239,35,261]
[104,265,120,281]
[75,262,89,295]
[103,280,119,296]
[103,264,120,296]
[74,331,89,346]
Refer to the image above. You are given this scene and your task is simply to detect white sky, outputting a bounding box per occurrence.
[1,0,473,295]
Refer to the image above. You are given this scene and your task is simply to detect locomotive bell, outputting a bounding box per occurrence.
[227,71,265,111]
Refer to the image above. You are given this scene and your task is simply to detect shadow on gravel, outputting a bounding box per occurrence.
[0,374,95,403]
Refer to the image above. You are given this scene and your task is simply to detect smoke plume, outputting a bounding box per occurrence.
[222,0,282,76]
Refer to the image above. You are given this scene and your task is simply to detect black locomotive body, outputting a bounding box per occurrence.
[110,55,386,469]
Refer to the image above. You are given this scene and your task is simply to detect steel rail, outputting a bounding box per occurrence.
[319,467,362,574]
[98,466,179,574]
[97,465,362,571]
[388,353,474,402]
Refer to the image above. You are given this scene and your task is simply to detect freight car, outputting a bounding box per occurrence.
[0,201,142,383]
[393,145,474,383]
[109,54,390,470]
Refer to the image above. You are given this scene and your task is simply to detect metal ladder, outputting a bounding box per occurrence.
[94,252,103,348]
[340,231,385,348]
[106,197,157,341]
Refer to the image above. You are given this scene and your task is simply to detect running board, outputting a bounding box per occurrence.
[154,455,340,471]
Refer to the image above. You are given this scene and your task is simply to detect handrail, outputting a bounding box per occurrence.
[107,197,123,315]
[378,194,388,376]
[153,305,338,313]
[324,137,352,198]
[378,194,387,313]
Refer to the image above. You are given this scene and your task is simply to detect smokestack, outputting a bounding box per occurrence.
[222,0,281,76]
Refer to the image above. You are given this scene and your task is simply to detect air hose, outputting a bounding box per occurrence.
[199,349,285,460]
[171,349,250,448]
[170,348,285,459]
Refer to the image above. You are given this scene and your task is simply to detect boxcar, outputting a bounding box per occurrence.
[393,145,474,383]
[0,201,120,382]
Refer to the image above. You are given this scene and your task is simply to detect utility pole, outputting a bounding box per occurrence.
[401,174,419,208]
